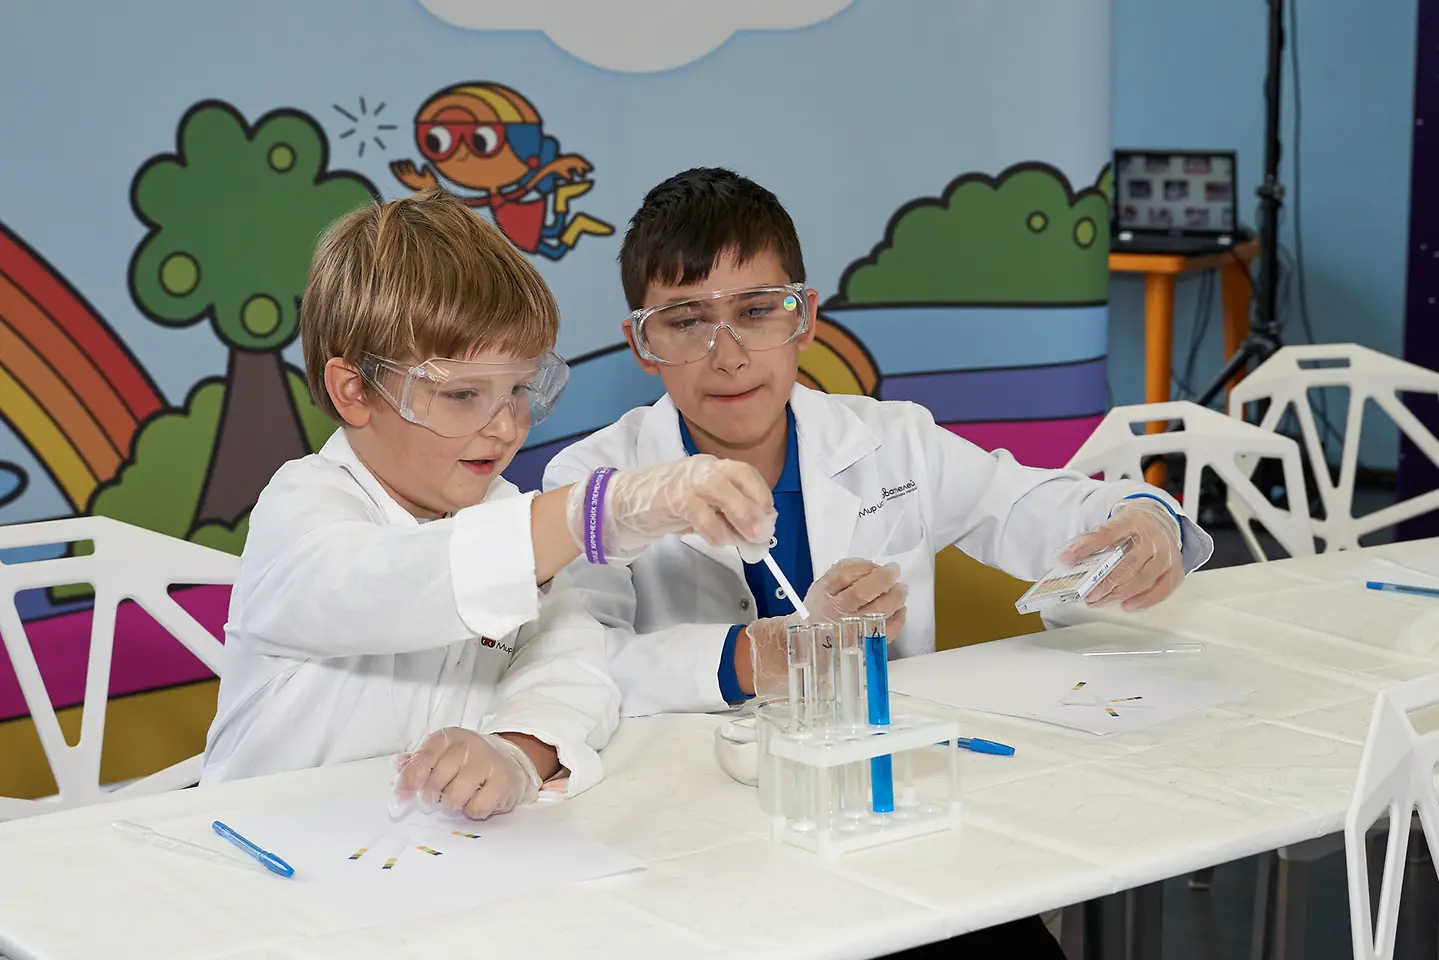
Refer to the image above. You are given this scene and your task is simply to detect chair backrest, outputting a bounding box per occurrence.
[0,517,238,820]
[1345,674,1439,960]
[1229,343,1439,551]
[1065,400,1315,561]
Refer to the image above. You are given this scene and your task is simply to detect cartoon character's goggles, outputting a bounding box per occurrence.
[359,350,569,438]
[629,283,810,366]
[417,120,518,162]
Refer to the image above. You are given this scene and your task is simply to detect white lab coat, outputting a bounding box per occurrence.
[541,385,1213,717]
[202,430,620,794]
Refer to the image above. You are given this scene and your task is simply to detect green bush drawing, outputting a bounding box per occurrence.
[837,163,1110,306]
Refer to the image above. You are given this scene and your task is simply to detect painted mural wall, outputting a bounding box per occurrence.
[0,0,1113,765]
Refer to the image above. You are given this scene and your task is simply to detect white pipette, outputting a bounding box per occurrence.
[763,551,810,620]
[111,820,262,873]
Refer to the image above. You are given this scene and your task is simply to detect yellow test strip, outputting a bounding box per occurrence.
[348,847,368,860]
[416,846,443,856]
[381,857,398,870]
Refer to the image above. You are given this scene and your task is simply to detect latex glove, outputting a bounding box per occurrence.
[1059,497,1184,612]
[391,728,540,821]
[748,558,909,700]
[566,454,776,564]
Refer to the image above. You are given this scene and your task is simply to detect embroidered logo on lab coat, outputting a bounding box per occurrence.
[858,480,918,518]
[479,636,515,656]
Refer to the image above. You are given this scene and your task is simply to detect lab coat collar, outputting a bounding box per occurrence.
[317,429,517,527]
[789,384,876,575]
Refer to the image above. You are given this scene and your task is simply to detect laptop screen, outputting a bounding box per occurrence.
[1114,151,1237,235]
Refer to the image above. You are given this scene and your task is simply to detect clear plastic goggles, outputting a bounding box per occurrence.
[629,282,810,365]
[360,350,569,438]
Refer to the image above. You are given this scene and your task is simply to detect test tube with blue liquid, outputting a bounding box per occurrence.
[863,613,894,814]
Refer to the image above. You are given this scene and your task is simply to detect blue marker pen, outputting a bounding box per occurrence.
[862,613,894,813]
[212,821,294,878]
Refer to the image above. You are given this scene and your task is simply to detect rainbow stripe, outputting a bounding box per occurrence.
[0,221,163,509]
[416,846,442,856]
[450,831,480,839]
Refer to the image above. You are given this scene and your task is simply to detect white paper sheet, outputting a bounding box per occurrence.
[233,799,643,927]
[1349,555,1439,590]
[889,638,1250,735]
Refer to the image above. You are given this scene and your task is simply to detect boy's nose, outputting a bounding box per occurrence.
[709,325,747,371]
[480,397,520,441]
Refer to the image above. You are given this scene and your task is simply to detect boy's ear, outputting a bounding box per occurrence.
[325,357,373,427]
[797,288,821,349]
[622,320,662,376]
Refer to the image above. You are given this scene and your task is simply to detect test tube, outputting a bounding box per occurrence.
[785,623,821,832]
[863,613,894,814]
[837,617,870,821]
[786,622,817,734]
[812,621,838,730]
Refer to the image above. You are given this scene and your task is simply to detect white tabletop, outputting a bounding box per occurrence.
[3,541,1439,960]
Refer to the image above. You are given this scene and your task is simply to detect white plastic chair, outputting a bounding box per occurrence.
[0,517,238,820]
[1228,343,1439,551]
[1066,400,1315,561]
[1344,674,1439,960]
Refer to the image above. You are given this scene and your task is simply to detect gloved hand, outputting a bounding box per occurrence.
[1059,496,1184,612]
[566,454,777,565]
[748,558,909,700]
[390,728,540,821]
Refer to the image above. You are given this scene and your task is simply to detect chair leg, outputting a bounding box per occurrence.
[1395,825,1439,960]
[1125,882,1164,960]
[1189,866,1215,891]
[1060,903,1087,960]
[1250,852,1277,960]
[1273,857,1307,960]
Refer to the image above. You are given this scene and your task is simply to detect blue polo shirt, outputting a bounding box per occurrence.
[678,407,814,705]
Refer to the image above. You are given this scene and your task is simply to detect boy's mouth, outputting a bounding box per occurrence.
[459,459,497,476]
[709,385,762,403]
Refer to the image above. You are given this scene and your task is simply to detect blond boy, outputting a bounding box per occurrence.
[202,188,775,819]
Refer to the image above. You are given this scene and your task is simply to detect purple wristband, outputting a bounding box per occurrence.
[583,467,617,564]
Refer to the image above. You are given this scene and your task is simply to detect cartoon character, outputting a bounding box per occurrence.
[391,82,613,261]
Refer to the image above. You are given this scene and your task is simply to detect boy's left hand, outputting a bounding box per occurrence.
[391,728,541,820]
[1059,498,1184,612]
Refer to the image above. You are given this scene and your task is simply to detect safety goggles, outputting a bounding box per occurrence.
[359,350,569,438]
[417,121,510,162]
[629,283,810,366]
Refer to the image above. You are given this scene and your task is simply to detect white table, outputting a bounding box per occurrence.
[4,542,1439,960]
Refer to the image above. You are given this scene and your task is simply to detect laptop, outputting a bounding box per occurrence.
[1111,149,1245,256]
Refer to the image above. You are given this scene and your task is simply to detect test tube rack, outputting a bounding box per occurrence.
[762,705,961,858]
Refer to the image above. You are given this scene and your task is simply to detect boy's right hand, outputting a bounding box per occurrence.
[745,558,909,699]
[568,455,777,564]
[391,728,540,821]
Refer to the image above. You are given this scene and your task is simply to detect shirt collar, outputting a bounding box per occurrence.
[677,406,801,494]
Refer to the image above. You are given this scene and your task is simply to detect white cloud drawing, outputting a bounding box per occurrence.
[415,0,859,73]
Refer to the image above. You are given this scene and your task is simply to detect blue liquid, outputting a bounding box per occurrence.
[865,632,894,813]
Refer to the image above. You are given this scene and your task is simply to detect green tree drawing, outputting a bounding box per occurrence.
[128,100,375,527]
[837,163,1110,306]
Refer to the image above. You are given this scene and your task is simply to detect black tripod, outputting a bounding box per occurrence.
[1193,0,1286,409]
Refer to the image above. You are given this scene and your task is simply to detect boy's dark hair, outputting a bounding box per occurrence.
[619,167,806,310]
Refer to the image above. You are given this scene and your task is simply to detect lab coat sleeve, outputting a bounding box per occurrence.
[913,405,1213,580]
[480,586,623,797]
[238,465,540,658]
[541,455,734,718]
